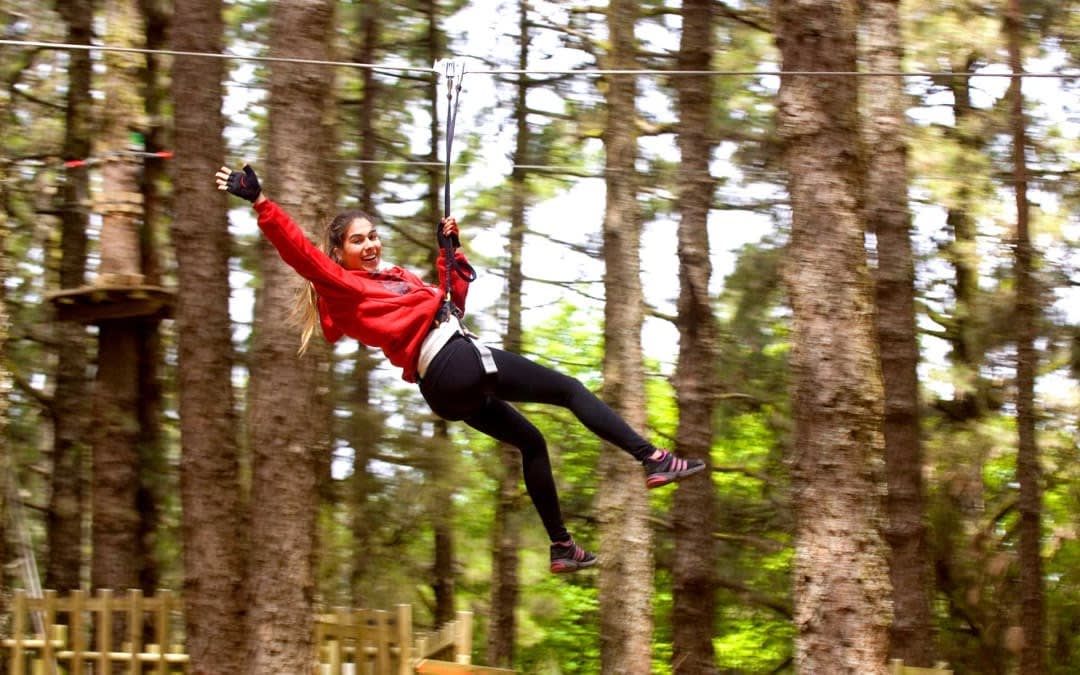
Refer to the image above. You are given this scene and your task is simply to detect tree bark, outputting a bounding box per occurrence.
[133,0,171,599]
[0,168,10,621]
[671,0,720,672]
[597,1,654,672]
[861,0,935,665]
[432,419,457,627]
[1006,1,1044,671]
[91,0,151,597]
[486,1,530,666]
[773,0,892,671]
[345,0,381,609]
[347,348,378,608]
[246,1,335,673]
[171,0,248,671]
[354,0,380,215]
[47,0,94,594]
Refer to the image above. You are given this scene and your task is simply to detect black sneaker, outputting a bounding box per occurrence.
[644,449,707,489]
[550,539,597,574]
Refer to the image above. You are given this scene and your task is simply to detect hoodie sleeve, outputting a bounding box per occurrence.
[253,199,367,303]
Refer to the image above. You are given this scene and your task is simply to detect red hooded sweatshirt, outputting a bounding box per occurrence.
[254,198,471,383]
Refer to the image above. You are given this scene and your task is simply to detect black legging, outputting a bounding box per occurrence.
[418,334,654,542]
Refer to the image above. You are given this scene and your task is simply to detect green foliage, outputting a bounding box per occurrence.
[516,577,601,674]
[3,0,1079,671]
[715,611,795,673]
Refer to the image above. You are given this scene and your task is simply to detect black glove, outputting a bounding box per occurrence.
[436,217,461,250]
[225,164,262,202]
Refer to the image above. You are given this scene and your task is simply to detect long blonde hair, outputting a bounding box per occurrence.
[292,282,321,355]
[292,208,377,355]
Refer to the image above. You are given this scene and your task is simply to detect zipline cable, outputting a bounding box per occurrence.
[2,39,1075,79]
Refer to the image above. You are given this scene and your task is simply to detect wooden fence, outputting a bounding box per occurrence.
[3,590,509,675]
[314,604,476,675]
[889,659,953,675]
[2,588,188,675]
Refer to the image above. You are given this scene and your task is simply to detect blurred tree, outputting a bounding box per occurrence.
[861,0,935,665]
[420,0,458,629]
[90,0,159,597]
[333,0,383,612]
[171,0,247,671]
[133,0,171,600]
[597,1,655,673]
[46,0,94,594]
[1,87,11,620]
[670,0,720,672]
[774,0,892,670]
[485,0,532,664]
[245,0,335,672]
[1005,0,1045,670]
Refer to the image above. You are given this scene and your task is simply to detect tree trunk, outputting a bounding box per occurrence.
[419,0,459,629]
[0,189,10,620]
[486,1,530,666]
[432,419,457,627]
[91,0,150,596]
[245,1,335,671]
[354,0,379,214]
[47,0,94,594]
[171,0,248,671]
[773,0,892,671]
[345,0,381,608]
[927,63,1001,671]
[597,2,654,672]
[1006,1,1044,671]
[348,348,378,607]
[942,59,991,427]
[671,0,720,672]
[861,0,935,665]
[133,0,171,599]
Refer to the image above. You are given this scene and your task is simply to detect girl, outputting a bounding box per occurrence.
[216,164,706,573]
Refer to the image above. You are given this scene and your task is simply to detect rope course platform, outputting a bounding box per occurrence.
[46,280,175,324]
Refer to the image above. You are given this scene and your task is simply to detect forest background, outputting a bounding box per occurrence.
[0,0,1078,673]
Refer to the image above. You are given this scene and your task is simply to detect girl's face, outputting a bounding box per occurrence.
[336,217,382,272]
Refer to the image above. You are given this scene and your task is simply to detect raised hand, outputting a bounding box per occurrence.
[215,164,262,203]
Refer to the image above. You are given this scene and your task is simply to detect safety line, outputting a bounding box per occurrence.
[0,39,433,75]
[2,39,1076,79]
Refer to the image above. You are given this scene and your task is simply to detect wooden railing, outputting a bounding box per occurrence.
[314,605,475,675]
[4,590,502,675]
[889,659,953,674]
[2,588,188,674]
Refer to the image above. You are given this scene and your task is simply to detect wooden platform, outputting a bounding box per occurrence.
[415,660,517,674]
[46,283,175,323]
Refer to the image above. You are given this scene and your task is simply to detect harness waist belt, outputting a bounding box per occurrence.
[417,314,499,381]
[418,315,462,379]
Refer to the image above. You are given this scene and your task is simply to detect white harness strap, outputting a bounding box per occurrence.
[469,333,499,377]
[417,313,499,381]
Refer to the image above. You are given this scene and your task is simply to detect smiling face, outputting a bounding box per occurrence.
[334,217,382,272]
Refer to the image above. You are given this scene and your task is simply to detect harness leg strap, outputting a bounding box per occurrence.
[471,338,499,377]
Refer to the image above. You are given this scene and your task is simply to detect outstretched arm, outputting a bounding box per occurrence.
[215,164,363,301]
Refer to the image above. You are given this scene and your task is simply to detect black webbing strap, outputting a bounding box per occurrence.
[436,60,495,381]
[439,59,476,307]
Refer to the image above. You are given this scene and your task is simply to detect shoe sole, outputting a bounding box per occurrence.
[646,462,707,489]
[550,558,598,574]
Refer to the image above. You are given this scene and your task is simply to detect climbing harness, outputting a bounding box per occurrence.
[433,59,497,383]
